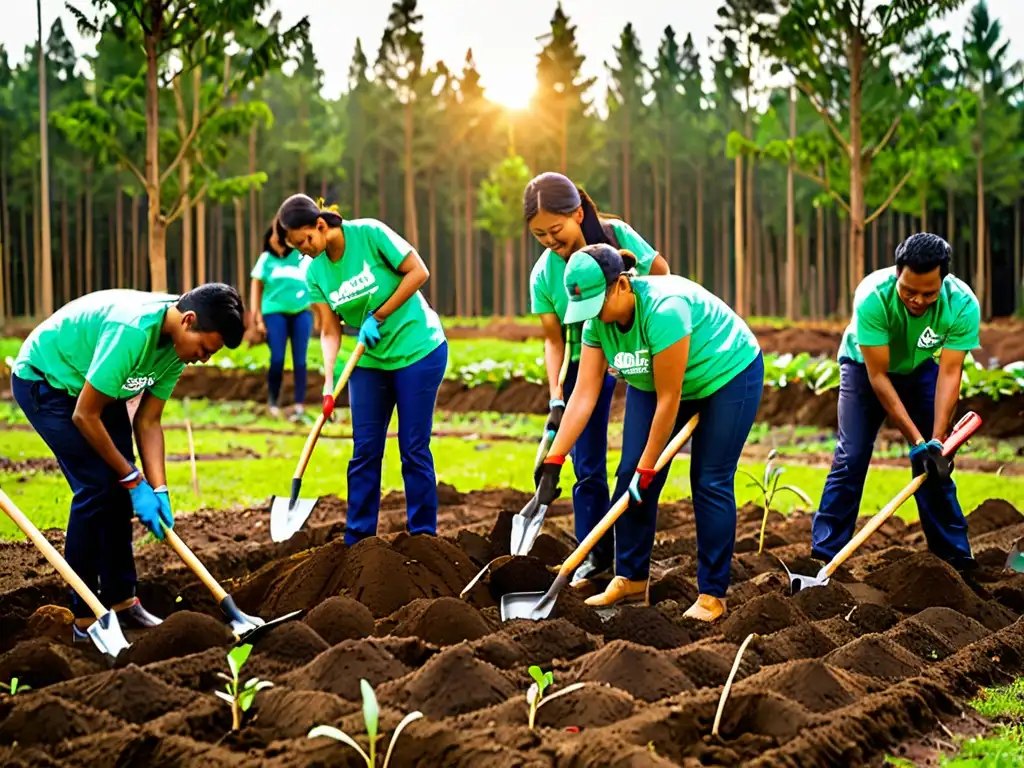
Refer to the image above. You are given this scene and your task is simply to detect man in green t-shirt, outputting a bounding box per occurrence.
[11,284,245,639]
[813,233,979,572]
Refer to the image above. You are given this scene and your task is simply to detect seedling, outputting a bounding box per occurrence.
[525,665,586,730]
[739,450,813,554]
[214,644,273,731]
[0,678,29,695]
[308,679,423,767]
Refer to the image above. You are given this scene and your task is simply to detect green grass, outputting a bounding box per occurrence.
[2,427,1022,540]
[970,679,1024,721]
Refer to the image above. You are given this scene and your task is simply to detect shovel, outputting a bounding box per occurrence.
[785,410,982,594]
[270,341,365,542]
[0,488,130,659]
[1005,538,1024,574]
[162,526,302,643]
[501,412,700,622]
[509,341,572,557]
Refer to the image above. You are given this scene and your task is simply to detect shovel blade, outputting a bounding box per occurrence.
[509,496,547,556]
[87,611,130,659]
[269,495,318,543]
[778,558,830,595]
[500,591,551,622]
[235,610,304,645]
[1006,538,1024,574]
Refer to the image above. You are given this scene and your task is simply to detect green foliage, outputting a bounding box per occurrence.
[308,678,422,767]
[969,678,1024,719]
[525,665,585,730]
[738,449,813,553]
[214,644,273,731]
[476,154,532,243]
[0,678,29,695]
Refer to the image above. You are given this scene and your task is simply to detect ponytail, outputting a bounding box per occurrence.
[275,193,344,243]
[618,248,638,273]
[523,172,620,246]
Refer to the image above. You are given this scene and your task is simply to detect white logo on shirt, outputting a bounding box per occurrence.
[123,375,156,393]
[612,350,650,376]
[328,263,378,308]
[917,326,942,349]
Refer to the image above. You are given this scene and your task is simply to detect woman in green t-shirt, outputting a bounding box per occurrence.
[274,194,448,547]
[250,226,313,419]
[523,171,670,588]
[533,244,764,622]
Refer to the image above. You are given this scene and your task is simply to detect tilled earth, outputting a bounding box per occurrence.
[0,488,1022,767]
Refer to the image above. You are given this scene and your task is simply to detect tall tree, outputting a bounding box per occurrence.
[607,23,646,222]
[37,0,53,315]
[477,150,531,318]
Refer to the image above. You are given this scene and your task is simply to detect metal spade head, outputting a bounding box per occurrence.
[87,611,131,659]
[269,490,318,543]
[1006,538,1024,574]
[509,495,548,557]
[779,558,830,595]
[219,594,302,644]
[499,574,568,622]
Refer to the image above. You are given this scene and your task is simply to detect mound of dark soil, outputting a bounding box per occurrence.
[302,595,375,645]
[391,533,484,599]
[759,623,840,665]
[865,552,1018,631]
[885,619,958,662]
[461,681,636,730]
[649,567,699,605]
[0,693,124,746]
[26,605,74,642]
[0,639,76,689]
[720,592,810,643]
[736,659,871,714]
[115,611,233,667]
[813,616,859,647]
[485,556,552,597]
[503,618,600,665]
[674,646,743,689]
[714,689,815,741]
[379,645,517,719]
[910,607,991,650]
[825,635,925,680]
[967,499,1024,538]
[845,602,903,636]
[48,665,196,724]
[383,597,492,646]
[469,633,526,669]
[527,533,573,567]
[253,621,329,664]
[284,639,410,700]
[602,606,694,650]
[249,688,357,739]
[792,581,857,621]
[572,640,695,703]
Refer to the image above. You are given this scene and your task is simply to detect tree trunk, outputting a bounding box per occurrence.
[377,144,386,219]
[920,188,927,232]
[801,226,811,319]
[131,195,140,289]
[20,208,30,315]
[983,222,992,319]
[403,101,419,248]
[427,173,437,307]
[683,188,694,279]
[695,166,705,285]
[491,236,500,317]
[215,205,225,284]
[559,96,568,175]
[870,210,878,273]
[60,193,70,305]
[504,238,515,319]
[664,154,674,273]
[816,205,825,319]
[85,167,94,293]
[974,114,986,318]
[33,176,42,313]
[946,187,954,244]
[75,193,83,297]
[452,175,462,316]
[721,199,731,304]
[622,113,631,222]
[196,199,206,285]
[839,215,850,316]
[37,0,54,315]
[785,91,796,319]
[114,187,124,287]
[847,29,866,295]
[712,206,721,298]
[353,150,362,219]
[180,158,193,292]
[652,164,661,263]
[520,225,529,315]
[1013,197,1021,313]
[234,199,245,291]
[897,212,906,243]
[248,123,258,270]
[733,156,745,314]
[475,230,483,316]
[886,208,894,261]
[144,33,166,292]
[463,165,474,315]
[0,143,10,317]
[765,228,778,317]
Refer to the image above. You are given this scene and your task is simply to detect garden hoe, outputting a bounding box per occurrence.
[0,488,130,660]
[784,411,982,595]
[162,525,302,643]
[501,412,701,622]
[509,340,572,558]
[270,341,365,542]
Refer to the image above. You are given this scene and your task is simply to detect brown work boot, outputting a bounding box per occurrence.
[584,576,648,607]
[683,594,727,622]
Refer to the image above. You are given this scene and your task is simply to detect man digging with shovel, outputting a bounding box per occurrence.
[10,284,246,643]
[811,233,979,574]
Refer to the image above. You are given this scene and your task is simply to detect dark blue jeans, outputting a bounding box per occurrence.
[12,374,138,619]
[345,342,448,546]
[812,359,973,567]
[613,353,764,596]
[265,310,313,406]
[564,362,616,567]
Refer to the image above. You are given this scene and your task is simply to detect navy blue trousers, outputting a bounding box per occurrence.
[563,362,617,566]
[812,359,973,567]
[265,309,313,406]
[614,353,764,596]
[12,374,138,619]
[345,342,448,546]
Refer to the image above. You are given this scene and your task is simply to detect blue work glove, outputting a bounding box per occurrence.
[545,399,565,433]
[121,471,165,540]
[153,485,175,534]
[627,468,658,504]
[358,313,382,349]
[910,439,951,482]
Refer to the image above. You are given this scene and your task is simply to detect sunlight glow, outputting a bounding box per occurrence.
[484,73,536,111]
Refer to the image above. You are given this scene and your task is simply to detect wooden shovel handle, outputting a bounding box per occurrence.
[553,340,572,401]
[823,410,982,577]
[292,342,365,481]
[558,413,700,578]
[162,526,230,602]
[0,488,108,619]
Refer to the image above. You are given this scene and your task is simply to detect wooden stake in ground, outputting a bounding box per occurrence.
[184,397,199,497]
[712,633,758,738]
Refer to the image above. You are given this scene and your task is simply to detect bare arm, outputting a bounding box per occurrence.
[549,344,608,457]
[317,303,342,393]
[249,278,265,332]
[373,251,429,321]
[133,392,168,488]
[648,254,670,276]
[638,337,689,469]
[860,345,925,444]
[933,348,965,440]
[72,384,136,479]
[539,313,567,400]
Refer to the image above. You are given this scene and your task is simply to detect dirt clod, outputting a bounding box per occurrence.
[115,611,234,668]
[302,595,375,645]
[383,597,492,646]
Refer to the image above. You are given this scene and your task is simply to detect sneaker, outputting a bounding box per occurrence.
[269,405,281,418]
[682,594,727,622]
[116,598,163,628]
[584,576,649,607]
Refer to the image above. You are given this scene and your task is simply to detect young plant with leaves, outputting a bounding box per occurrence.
[739,449,813,554]
[214,644,273,731]
[525,665,586,730]
[308,678,422,767]
[0,677,29,695]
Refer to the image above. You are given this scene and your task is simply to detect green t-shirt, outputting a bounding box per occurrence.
[251,248,312,316]
[581,276,761,400]
[12,290,185,401]
[529,219,658,362]
[837,267,980,375]
[305,218,446,371]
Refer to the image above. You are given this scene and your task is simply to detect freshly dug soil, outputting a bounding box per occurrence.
[0,491,1021,767]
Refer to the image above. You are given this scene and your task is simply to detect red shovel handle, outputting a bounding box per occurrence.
[941,411,981,457]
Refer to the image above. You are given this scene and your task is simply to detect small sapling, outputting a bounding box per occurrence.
[739,450,813,554]
[214,644,273,731]
[526,665,585,730]
[0,678,29,695]
[308,678,423,767]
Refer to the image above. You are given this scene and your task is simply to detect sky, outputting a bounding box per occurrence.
[3,0,1022,111]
